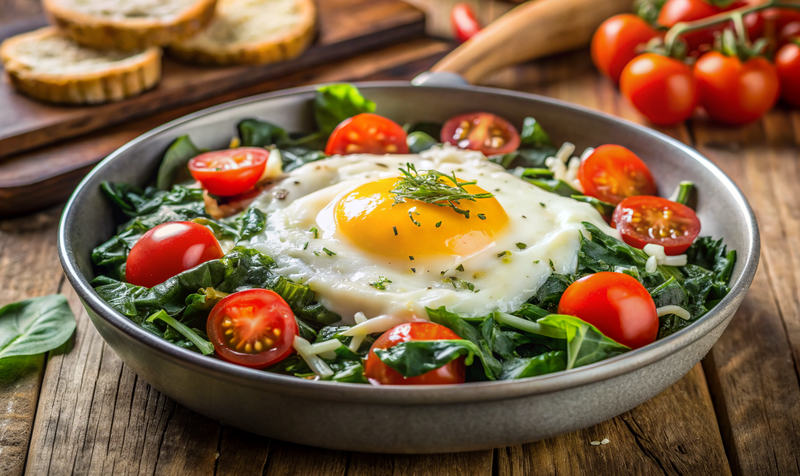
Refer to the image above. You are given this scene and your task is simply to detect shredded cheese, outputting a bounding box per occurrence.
[657,305,691,320]
[293,336,333,378]
[643,244,688,267]
[340,314,414,338]
[645,255,658,273]
[348,312,369,352]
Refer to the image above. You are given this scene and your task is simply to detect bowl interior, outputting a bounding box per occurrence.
[60,82,758,399]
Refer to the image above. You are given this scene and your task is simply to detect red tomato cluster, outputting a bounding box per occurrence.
[592,1,800,126]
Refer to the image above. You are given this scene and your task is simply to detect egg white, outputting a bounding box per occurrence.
[246,146,620,324]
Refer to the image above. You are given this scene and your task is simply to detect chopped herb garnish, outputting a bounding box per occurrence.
[440,269,448,276]
[455,264,465,272]
[310,227,319,239]
[303,242,309,250]
[533,260,540,264]
[409,211,421,227]
[516,242,527,250]
[522,215,527,219]
[477,214,486,220]
[443,277,477,292]
[391,163,494,219]
[313,251,320,256]
[409,256,415,261]
[323,248,336,256]
[370,276,392,290]
[540,202,546,207]
[411,268,416,273]
[548,259,555,271]
[435,221,442,228]
[497,251,511,258]
[393,226,398,236]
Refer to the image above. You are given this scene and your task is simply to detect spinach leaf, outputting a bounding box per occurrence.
[426,306,502,379]
[406,122,442,138]
[407,131,437,154]
[0,295,76,360]
[490,117,557,169]
[326,359,367,383]
[156,136,201,191]
[499,351,567,380]
[236,207,267,241]
[520,169,581,197]
[529,274,573,311]
[480,316,516,359]
[519,117,553,148]
[280,147,328,172]
[237,119,289,147]
[537,314,629,369]
[686,236,737,283]
[571,195,616,219]
[271,277,340,326]
[314,84,376,134]
[147,310,214,355]
[374,339,485,378]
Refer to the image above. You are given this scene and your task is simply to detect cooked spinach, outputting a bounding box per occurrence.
[147,310,214,355]
[314,84,376,134]
[490,117,557,169]
[537,314,630,369]
[426,306,502,379]
[407,131,437,154]
[0,295,77,360]
[500,351,567,380]
[238,119,290,147]
[374,339,485,378]
[156,135,202,191]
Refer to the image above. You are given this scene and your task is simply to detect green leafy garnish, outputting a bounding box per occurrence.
[370,276,392,290]
[391,163,494,219]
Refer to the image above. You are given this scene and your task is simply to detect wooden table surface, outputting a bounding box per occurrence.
[2,2,800,475]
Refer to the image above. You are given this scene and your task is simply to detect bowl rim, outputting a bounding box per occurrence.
[58,81,760,405]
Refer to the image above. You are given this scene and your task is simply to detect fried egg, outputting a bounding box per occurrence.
[247,146,620,323]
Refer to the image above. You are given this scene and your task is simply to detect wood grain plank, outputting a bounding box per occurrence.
[347,450,493,476]
[691,112,800,476]
[215,427,270,476]
[262,441,348,476]
[0,0,424,160]
[0,206,66,476]
[496,365,730,476]
[0,38,451,216]
[481,48,732,476]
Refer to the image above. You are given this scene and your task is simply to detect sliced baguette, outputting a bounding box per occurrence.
[169,0,316,65]
[43,0,218,50]
[0,27,161,105]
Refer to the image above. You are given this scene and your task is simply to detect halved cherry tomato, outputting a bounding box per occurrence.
[591,14,660,84]
[558,272,659,349]
[578,145,657,205]
[613,195,701,255]
[126,221,223,288]
[776,41,800,107]
[620,53,699,126]
[207,289,298,369]
[452,3,481,43]
[325,113,409,156]
[189,148,268,197]
[365,322,466,385]
[441,112,521,156]
[694,51,780,125]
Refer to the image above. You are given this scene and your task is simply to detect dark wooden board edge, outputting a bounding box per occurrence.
[0,2,425,159]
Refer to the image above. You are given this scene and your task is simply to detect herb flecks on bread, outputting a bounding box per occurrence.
[0,27,161,105]
[169,0,316,65]
[43,0,218,50]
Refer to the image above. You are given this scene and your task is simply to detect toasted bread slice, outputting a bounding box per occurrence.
[0,27,161,105]
[169,0,316,65]
[43,0,217,50]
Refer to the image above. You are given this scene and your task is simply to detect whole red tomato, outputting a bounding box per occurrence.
[763,8,800,47]
[591,14,660,84]
[694,51,780,125]
[620,53,699,126]
[557,272,659,349]
[365,322,466,385]
[776,41,800,107]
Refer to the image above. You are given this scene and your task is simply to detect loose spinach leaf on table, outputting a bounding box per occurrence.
[0,295,76,360]
[156,135,202,191]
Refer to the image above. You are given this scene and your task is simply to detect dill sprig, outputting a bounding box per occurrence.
[391,163,494,219]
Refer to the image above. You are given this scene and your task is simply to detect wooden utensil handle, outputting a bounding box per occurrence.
[431,0,632,83]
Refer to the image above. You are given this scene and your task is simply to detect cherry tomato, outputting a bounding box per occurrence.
[658,0,722,51]
[776,41,800,107]
[325,113,409,156]
[578,145,657,205]
[189,148,268,197]
[440,112,521,156]
[620,53,699,126]
[452,3,481,43]
[365,322,466,385]
[694,51,780,125]
[557,272,659,349]
[126,221,224,288]
[613,195,701,255]
[207,289,298,369]
[763,8,800,46]
[591,14,660,84]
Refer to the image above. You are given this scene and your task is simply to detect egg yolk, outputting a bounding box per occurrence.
[335,177,508,259]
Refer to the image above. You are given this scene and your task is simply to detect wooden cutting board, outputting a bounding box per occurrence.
[0,0,425,160]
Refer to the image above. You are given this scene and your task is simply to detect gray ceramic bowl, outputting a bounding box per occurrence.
[58,81,759,454]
